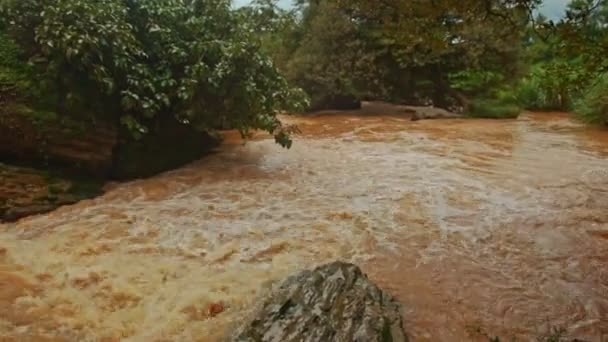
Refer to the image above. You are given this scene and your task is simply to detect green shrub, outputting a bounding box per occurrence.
[0,32,33,93]
[515,61,588,111]
[449,70,505,96]
[575,73,608,125]
[467,98,522,119]
[515,76,543,109]
[514,75,564,110]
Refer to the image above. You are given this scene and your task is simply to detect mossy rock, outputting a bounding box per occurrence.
[232,262,407,342]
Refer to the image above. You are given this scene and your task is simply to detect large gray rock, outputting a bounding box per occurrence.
[405,106,462,121]
[232,261,407,342]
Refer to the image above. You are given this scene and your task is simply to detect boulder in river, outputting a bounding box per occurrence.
[232,261,408,342]
[406,106,462,121]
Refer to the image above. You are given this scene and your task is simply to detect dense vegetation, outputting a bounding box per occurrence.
[515,0,608,124]
[0,0,306,148]
[0,0,606,161]
[240,0,537,116]
[241,0,608,123]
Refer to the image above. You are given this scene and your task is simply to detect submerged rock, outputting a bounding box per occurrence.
[232,261,407,342]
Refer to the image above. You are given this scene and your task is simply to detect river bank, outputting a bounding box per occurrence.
[0,106,220,222]
[0,163,104,222]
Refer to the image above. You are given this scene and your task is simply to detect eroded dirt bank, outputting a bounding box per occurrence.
[1,108,607,341]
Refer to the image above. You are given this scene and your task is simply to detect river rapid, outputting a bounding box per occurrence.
[1,105,607,341]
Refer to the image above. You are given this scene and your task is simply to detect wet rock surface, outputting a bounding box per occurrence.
[232,261,407,342]
[0,105,219,181]
[406,106,462,121]
[0,163,103,222]
[0,108,117,177]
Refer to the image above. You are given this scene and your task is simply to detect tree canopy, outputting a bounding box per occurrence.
[0,0,307,146]
[240,0,541,114]
[1,0,607,147]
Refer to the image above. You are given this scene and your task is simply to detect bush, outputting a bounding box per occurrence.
[515,61,588,111]
[449,70,505,96]
[436,67,521,119]
[467,98,522,119]
[514,74,563,110]
[0,32,33,94]
[449,69,523,118]
[515,77,540,109]
[575,73,608,125]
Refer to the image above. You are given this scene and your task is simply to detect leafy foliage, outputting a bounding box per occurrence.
[515,61,588,110]
[514,0,608,125]
[447,69,521,118]
[0,0,306,146]
[574,72,608,124]
[467,98,521,119]
[241,0,538,111]
[559,0,608,124]
[449,70,506,96]
[284,1,387,106]
[0,32,34,94]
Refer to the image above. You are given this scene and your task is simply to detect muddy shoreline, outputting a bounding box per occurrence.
[0,163,104,222]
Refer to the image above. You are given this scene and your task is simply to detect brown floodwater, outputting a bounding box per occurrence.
[1,105,607,341]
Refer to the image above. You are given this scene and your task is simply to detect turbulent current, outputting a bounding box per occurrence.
[1,106,607,341]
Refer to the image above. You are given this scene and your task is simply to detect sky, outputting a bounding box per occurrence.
[539,0,571,20]
[233,0,571,20]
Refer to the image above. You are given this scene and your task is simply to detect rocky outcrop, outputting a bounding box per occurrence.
[0,163,103,222]
[0,104,220,180]
[0,101,219,221]
[308,94,362,112]
[405,106,462,121]
[0,106,117,177]
[232,261,407,342]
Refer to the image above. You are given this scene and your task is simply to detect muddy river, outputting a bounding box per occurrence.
[1,106,607,341]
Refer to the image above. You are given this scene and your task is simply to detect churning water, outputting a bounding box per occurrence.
[1,107,607,341]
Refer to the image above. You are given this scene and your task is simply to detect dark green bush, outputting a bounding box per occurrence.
[515,61,588,111]
[449,70,505,96]
[575,73,608,125]
[467,98,522,119]
[0,32,33,94]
